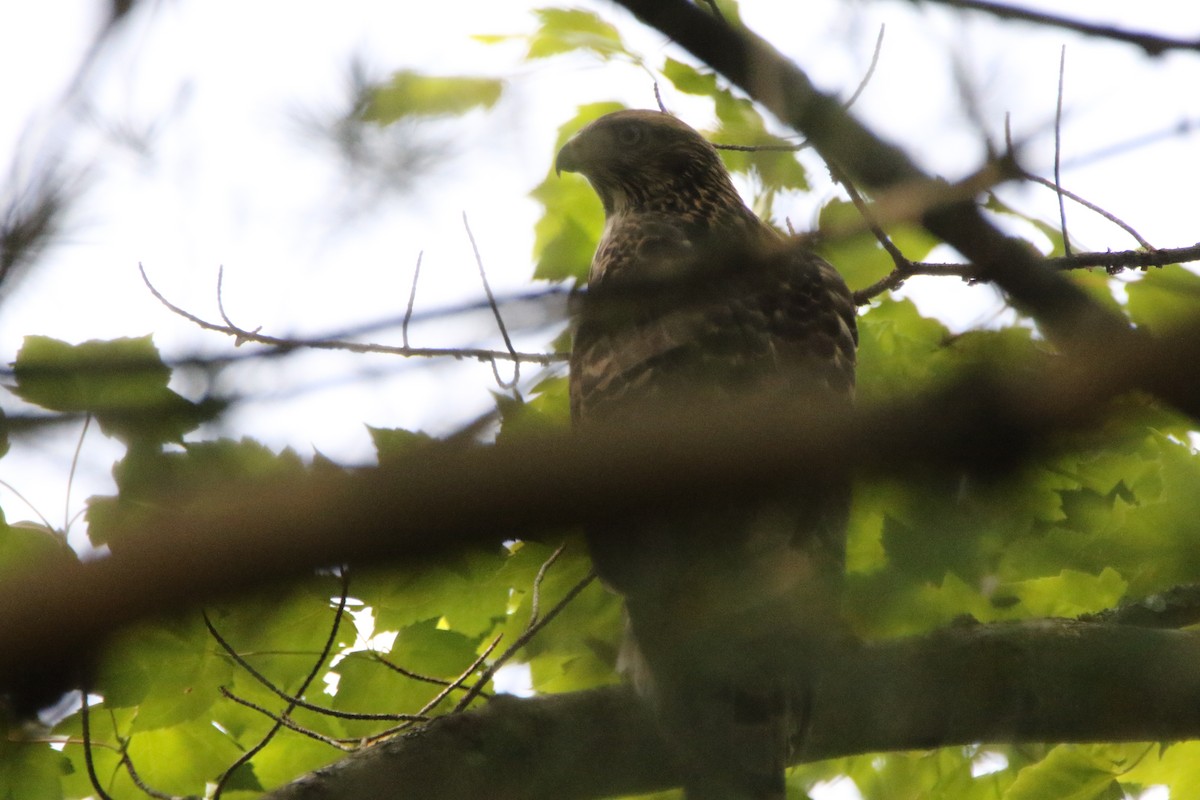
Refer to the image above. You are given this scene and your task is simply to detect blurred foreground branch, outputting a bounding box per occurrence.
[1,303,1199,702]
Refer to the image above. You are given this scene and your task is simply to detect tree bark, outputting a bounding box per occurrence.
[264,620,1200,799]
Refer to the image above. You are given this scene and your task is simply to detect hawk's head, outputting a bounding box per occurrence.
[555,109,742,219]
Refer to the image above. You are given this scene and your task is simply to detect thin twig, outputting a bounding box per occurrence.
[361,635,507,745]
[529,542,567,628]
[216,266,263,345]
[203,613,417,722]
[1054,46,1072,257]
[80,691,119,800]
[452,571,596,713]
[1002,113,1154,251]
[417,635,504,717]
[370,652,493,699]
[0,478,54,531]
[139,263,565,366]
[212,571,351,798]
[62,413,90,537]
[653,80,668,113]
[402,251,423,349]
[852,242,1200,305]
[844,24,886,110]
[714,24,885,155]
[833,166,911,272]
[1022,172,1156,251]
[463,212,521,390]
[218,688,358,750]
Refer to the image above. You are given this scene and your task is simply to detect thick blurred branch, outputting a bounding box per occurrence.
[2,305,1200,703]
[263,621,1200,799]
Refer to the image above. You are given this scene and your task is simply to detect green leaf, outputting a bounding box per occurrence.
[1004,745,1128,800]
[525,8,627,60]
[0,512,76,579]
[361,547,512,638]
[85,437,308,549]
[854,298,950,403]
[662,57,718,96]
[1121,741,1200,798]
[0,740,66,800]
[367,425,436,463]
[1006,568,1128,618]
[12,335,215,446]
[496,375,571,440]
[363,71,503,124]
[94,616,234,731]
[492,542,622,693]
[1126,266,1200,331]
[119,720,244,795]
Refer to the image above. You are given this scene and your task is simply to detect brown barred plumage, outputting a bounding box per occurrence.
[557,109,856,800]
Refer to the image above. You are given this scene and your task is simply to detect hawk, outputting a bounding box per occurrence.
[557,109,857,800]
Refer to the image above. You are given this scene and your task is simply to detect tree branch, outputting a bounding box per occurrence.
[3,307,1200,707]
[853,242,1200,305]
[262,621,1200,799]
[613,0,1133,351]
[913,0,1200,57]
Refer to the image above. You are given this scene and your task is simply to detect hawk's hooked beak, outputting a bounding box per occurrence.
[554,137,581,177]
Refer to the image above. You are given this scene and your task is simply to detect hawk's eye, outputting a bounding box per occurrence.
[615,124,644,146]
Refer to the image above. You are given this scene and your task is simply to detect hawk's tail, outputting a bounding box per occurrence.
[621,608,805,800]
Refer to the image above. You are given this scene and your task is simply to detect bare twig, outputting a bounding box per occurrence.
[79,692,118,800]
[853,242,1200,304]
[216,266,262,345]
[1022,172,1156,251]
[918,0,1200,57]
[844,24,886,110]
[1002,117,1156,252]
[653,81,668,113]
[463,212,521,390]
[361,634,507,745]
[401,251,423,349]
[63,414,91,537]
[832,167,911,273]
[202,614,423,723]
[1061,117,1200,171]
[371,651,490,697]
[0,478,54,531]
[1054,46,1072,257]
[714,23,886,155]
[452,571,596,713]
[416,635,505,718]
[139,264,563,366]
[218,687,358,750]
[529,542,567,628]
[212,571,351,798]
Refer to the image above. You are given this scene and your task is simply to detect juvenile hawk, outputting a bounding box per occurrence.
[557,109,857,800]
